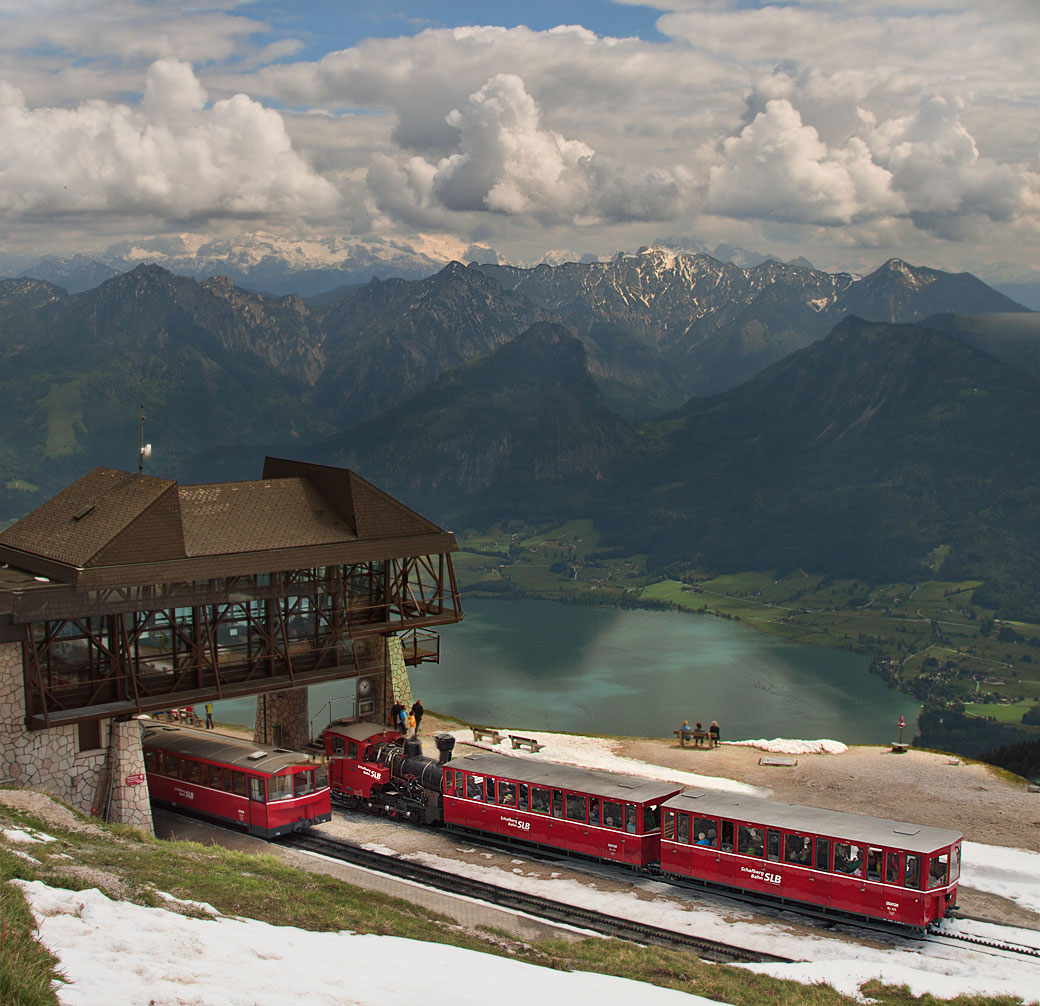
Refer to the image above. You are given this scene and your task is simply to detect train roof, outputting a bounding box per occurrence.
[323,720,396,743]
[447,751,682,803]
[664,789,962,853]
[142,724,316,776]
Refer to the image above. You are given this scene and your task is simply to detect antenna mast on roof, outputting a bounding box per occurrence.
[138,405,152,474]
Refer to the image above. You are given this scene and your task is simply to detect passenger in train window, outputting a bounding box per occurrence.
[499,781,516,806]
[625,805,637,833]
[530,786,550,814]
[738,825,764,857]
[589,797,600,825]
[905,854,921,889]
[603,800,622,828]
[784,834,809,864]
[677,813,689,844]
[928,854,949,888]
[566,793,587,822]
[835,843,863,876]
[766,829,781,862]
[866,847,882,881]
[518,783,529,810]
[552,790,564,819]
[466,775,483,800]
[694,817,716,846]
[721,821,734,852]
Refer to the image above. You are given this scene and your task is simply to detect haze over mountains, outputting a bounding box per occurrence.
[1,248,1036,615]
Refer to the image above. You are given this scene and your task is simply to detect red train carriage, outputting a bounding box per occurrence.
[443,751,683,867]
[660,790,961,928]
[142,724,331,839]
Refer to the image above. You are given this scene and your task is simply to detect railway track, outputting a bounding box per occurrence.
[923,927,1040,960]
[280,831,795,964]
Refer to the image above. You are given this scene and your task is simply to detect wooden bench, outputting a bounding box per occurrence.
[674,729,712,748]
[471,726,503,744]
[509,734,544,752]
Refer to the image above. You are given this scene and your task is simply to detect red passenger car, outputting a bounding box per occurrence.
[142,723,331,839]
[443,751,682,867]
[660,790,961,927]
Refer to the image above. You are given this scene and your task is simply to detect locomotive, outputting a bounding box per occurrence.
[318,720,963,930]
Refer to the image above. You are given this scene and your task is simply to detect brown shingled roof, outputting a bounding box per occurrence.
[0,459,455,587]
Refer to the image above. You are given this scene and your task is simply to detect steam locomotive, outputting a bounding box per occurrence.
[319,720,962,929]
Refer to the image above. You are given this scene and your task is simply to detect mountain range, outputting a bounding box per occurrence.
[0,249,1036,615]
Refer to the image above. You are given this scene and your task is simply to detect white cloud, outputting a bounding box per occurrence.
[369,74,697,227]
[0,59,339,223]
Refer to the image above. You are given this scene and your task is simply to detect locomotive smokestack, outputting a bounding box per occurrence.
[434,732,455,764]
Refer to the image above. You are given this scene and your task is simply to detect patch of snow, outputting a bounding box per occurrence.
[960,841,1040,914]
[3,827,56,844]
[727,739,849,755]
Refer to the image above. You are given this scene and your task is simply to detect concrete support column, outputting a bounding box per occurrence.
[105,719,154,832]
[253,688,310,749]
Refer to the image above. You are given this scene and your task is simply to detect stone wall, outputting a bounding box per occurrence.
[388,634,413,712]
[0,640,111,819]
[253,688,310,749]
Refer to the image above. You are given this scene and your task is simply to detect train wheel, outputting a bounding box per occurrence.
[385,803,398,819]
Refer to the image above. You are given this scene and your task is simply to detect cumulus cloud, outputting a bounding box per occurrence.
[0,59,339,223]
[368,73,697,227]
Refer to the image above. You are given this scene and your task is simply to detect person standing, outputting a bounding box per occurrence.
[205,702,214,729]
[410,699,424,735]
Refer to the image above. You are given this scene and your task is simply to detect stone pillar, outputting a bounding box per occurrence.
[0,640,109,818]
[253,687,310,749]
[105,718,154,832]
[388,635,412,711]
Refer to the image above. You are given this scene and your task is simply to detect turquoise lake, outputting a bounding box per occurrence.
[214,598,920,744]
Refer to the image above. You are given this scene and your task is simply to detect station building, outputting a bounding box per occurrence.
[0,458,462,832]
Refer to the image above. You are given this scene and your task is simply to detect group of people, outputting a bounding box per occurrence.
[678,719,721,747]
[389,699,424,737]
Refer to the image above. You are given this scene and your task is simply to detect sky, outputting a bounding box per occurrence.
[0,0,1038,278]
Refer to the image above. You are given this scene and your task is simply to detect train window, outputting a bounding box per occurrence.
[315,763,328,789]
[784,833,811,864]
[834,842,863,876]
[885,851,900,884]
[644,804,660,833]
[603,800,622,829]
[184,760,203,785]
[330,736,345,756]
[589,798,600,825]
[442,769,452,793]
[552,790,564,819]
[766,829,781,862]
[466,775,483,800]
[815,837,831,872]
[207,764,226,790]
[518,784,529,810]
[269,774,292,801]
[904,854,921,889]
[624,804,637,834]
[348,742,359,760]
[676,813,689,844]
[144,749,158,773]
[248,776,265,803]
[499,781,517,806]
[721,820,734,852]
[566,794,587,822]
[485,779,496,803]
[866,847,883,882]
[928,853,949,889]
[663,811,676,841]
[454,773,463,798]
[293,771,315,798]
[166,756,184,780]
[951,844,961,883]
[694,817,717,847]
[738,825,764,857]
[530,787,550,814]
[231,771,248,797]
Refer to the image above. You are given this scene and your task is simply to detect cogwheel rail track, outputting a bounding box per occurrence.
[923,927,1040,960]
[280,832,794,964]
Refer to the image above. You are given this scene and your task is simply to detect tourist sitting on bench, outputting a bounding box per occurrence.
[678,720,693,745]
